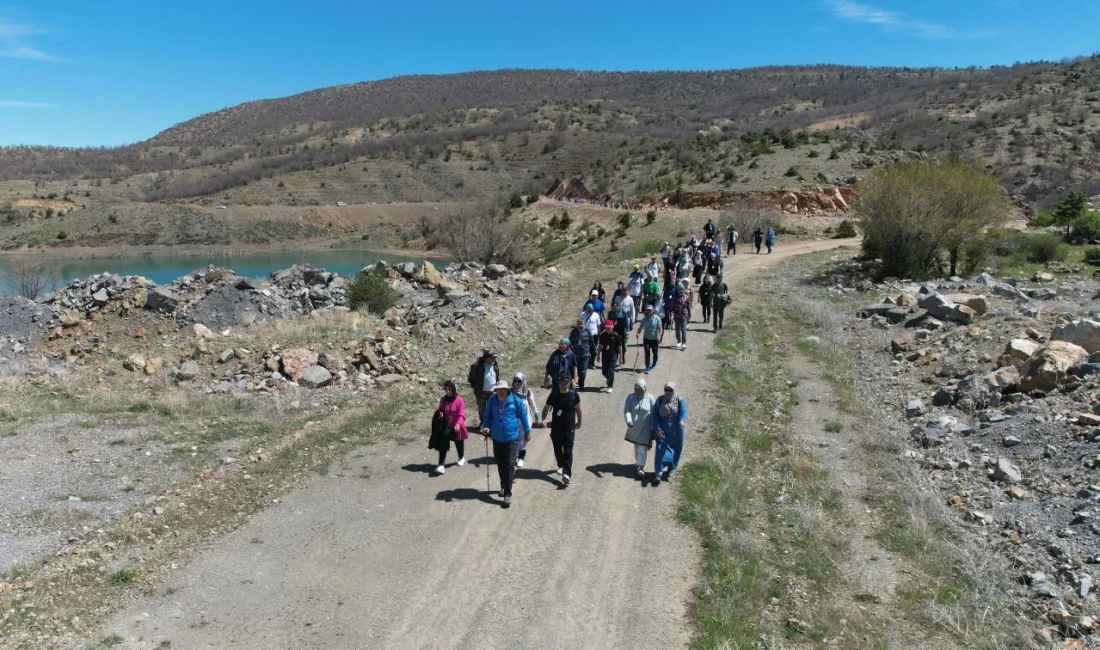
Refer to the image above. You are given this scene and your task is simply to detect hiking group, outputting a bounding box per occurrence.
[428,218,772,507]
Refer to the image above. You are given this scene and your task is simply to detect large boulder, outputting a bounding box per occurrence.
[1005,339,1040,361]
[413,261,443,287]
[945,293,989,315]
[280,348,318,382]
[145,288,180,313]
[1020,341,1089,392]
[299,365,333,388]
[1051,319,1100,353]
[917,293,975,325]
[484,264,509,280]
[983,366,1021,393]
[993,283,1028,304]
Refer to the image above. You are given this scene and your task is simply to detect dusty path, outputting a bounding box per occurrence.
[102,239,858,650]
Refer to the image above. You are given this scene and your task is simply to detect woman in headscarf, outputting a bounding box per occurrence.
[623,377,657,478]
[673,278,693,350]
[433,380,468,475]
[652,381,687,484]
[511,371,542,468]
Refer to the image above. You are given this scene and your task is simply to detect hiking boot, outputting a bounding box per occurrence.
[516,458,525,468]
[456,457,466,467]
[435,465,445,475]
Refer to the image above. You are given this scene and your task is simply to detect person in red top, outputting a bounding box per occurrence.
[434,380,469,474]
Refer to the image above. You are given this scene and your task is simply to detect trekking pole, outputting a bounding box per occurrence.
[633,345,641,373]
[484,433,491,494]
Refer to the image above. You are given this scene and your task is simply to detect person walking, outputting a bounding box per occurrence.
[673,278,692,350]
[676,249,691,288]
[480,380,531,507]
[541,376,583,486]
[691,247,705,285]
[431,380,468,475]
[652,382,687,484]
[727,224,738,256]
[711,274,730,331]
[584,289,605,320]
[546,337,579,389]
[646,256,661,284]
[636,304,663,374]
[591,281,606,302]
[598,319,624,393]
[466,350,499,428]
[623,378,656,478]
[765,228,776,254]
[628,264,645,310]
[699,275,713,324]
[618,287,636,334]
[706,248,723,279]
[511,372,543,468]
[581,304,601,369]
[753,227,764,254]
[704,219,716,240]
[569,318,593,389]
[643,273,661,311]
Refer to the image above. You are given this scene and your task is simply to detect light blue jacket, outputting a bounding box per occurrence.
[482,392,531,443]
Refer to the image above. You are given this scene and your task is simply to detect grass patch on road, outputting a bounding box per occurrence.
[680,302,858,648]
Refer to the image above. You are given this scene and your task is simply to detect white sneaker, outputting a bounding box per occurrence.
[606,387,613,394]
[555,467,563,475]
[517,458,525,468]
[456,457,466,467]
[435,465,445,475]
[562,474,571,486]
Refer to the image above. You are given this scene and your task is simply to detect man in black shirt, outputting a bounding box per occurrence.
[545,337,579,388]
[541,375,583,486]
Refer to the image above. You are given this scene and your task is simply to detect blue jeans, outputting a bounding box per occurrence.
[576,357,590,388]
[601,351,618,388]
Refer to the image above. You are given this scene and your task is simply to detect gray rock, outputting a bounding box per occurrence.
[176,360,199,381]
[235,277,261,291]
[218,349,236,364]
[993,283,1028,303]
[1077,575,1093,597]
[932,387,954,406]
[1002,435,1023,447]
[91,289,109,305]
[146,288,181,313]
[299,365,333,388]
[974,272,997,286]
[992,458,1022,483]
[1025,287,1057,300]
[1052,319,1100,353]
[484,264,509,280]
[905,399,925,417]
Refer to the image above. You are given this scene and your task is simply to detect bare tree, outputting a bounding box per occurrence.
[2,257,60,300]
[433,202,531,266]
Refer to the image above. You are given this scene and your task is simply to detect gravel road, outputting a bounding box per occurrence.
[102,239,856,650]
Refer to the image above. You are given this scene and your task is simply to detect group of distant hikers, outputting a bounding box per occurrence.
[428,218,775,507]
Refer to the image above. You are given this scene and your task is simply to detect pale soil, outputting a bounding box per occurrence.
[96,239,856,650]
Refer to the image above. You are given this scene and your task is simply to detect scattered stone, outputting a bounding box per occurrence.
[906,399,925,417]
[1052,319,1100,353]
[122,353,145,372]
[1020,341,1089,393]
[299,365,333,388]
[280,348,318,382]
[145,288,180,313]
[175,360,199,381]
[992,458,1023,484]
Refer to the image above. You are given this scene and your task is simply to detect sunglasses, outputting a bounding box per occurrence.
[664,388,674,393]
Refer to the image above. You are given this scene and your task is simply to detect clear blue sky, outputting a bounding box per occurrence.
[1,0,1097,147]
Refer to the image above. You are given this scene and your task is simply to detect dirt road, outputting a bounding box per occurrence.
[103,239,858,650]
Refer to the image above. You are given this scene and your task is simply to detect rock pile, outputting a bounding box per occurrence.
[846,268,1100,640]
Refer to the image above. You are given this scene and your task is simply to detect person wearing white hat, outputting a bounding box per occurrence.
[652,381,687,484]
[623,378,657,478]
[480,379,531,507]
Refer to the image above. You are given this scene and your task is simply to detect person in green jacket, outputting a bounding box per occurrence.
[642,273,661,311]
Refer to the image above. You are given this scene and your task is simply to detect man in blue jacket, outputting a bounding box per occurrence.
[480,380,531,507]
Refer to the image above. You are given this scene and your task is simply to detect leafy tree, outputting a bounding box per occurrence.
[617,212,632,228]
[858,157,1009,278]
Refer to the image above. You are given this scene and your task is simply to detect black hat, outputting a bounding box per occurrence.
[483,349,498,358]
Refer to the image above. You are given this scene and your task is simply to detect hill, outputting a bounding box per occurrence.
[1,58,1099,251]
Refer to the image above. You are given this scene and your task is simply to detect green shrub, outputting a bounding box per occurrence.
[508,193,523,209]
[110,569,136,585]
[542,239,568,261]
[834,220,857,238]
[346,272,398,316]
[1072,211,1100,240]
[1085,247,1100,266]
[618,239,662,261]
[56,231,68,240]
[1023,233,1067,263]
[645,210,657,225]
[1032,211,1056,227]
[618,212,632,228]
[784,166,799,177]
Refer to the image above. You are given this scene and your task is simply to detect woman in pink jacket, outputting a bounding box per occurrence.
[435,380,469,474]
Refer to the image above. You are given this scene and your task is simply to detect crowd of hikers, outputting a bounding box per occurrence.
[428,219,774,507]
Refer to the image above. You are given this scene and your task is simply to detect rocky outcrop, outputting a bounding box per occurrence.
[641,186,855,215]
[1020,341,1089,393]
[546,178,594,201]
[1051,319,1100,353]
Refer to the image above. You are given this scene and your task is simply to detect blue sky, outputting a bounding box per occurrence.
[0,0,1097,147]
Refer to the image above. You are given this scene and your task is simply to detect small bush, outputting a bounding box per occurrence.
[107,214,118,224]
[808,150,820,158]
[784,166,799,177]
[1084,247,1100,266]
[645,210,657,225]
[618,212,632,228]
[1072,211,1100,241]
[110,569,136,585]
[56,231,68,240]
[1023,233,1068,263]
[542,239,568,261]
[1032,211,1055,227]
[834,220,857,238]
[346,272,398,316]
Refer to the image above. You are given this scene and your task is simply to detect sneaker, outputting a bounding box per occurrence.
[503,495,512,507]
[663,469,672,482]
[555,467,563,475]
[516,458,525,468]
[606,387,613,393]
[435,465,445,475]
[499,489,505,497]
[562,474,571,486]
[652,473,661,485]
[456,457,466,467]
[682,345,687,351]
[644,367,652,374]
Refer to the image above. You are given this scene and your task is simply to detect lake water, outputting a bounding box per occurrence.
[3,250,442,289]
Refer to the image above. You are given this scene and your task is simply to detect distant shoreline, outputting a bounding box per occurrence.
[0,241,450,263]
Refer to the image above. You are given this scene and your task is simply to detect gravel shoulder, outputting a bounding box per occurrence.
[97,240,854,650]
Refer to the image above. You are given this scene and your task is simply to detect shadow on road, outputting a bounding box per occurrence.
[585,462,639,480]
[401,463,437,475]
[435,488,499,505]
[516,468,560,487]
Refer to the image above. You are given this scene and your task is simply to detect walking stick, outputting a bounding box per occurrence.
[484,433,491,494]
